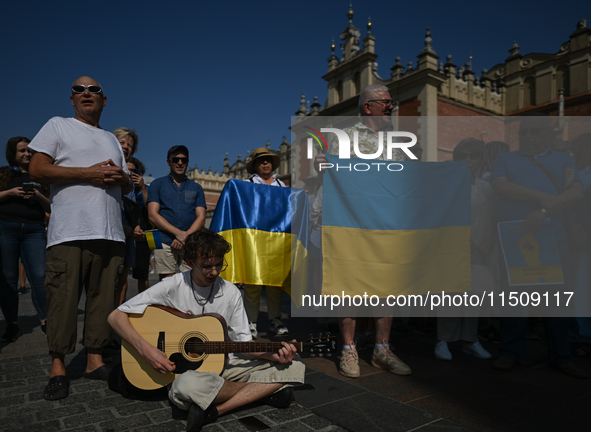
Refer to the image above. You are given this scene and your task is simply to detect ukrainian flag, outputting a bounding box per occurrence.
[322,156,471,297]
[209,179,308,295]
[145,230,163,250]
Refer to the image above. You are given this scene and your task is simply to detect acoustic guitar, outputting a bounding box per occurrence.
[121,305,335,390]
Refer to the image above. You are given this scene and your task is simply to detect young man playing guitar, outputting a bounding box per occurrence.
[108,229,304,432]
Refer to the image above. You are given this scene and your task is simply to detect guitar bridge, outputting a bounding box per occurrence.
[158,331,165,353]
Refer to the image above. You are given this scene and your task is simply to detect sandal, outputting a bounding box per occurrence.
[44,375,69,401]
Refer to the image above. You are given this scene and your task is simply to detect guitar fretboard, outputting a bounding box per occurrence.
[186,341,302,354]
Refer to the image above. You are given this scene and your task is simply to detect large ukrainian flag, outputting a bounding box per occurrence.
[210,179,308,295]
[322,156,471,297]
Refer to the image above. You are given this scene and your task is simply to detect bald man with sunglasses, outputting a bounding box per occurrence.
[28,76,133,400]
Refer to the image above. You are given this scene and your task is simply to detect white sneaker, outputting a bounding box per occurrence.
[434,340,452,361]
[462,341,492,359]
[270,319,289,336]
[249,322,258,339]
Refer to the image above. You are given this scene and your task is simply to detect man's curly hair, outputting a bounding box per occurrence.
[184,228,231,262]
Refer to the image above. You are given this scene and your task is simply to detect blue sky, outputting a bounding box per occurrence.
[0,0,587,178]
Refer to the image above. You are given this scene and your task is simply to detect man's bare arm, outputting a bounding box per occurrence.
[108,309,175,374]
[148,201,183,238]
[30,153,132,193]
[175,207,206,244]
[491,177,582,214]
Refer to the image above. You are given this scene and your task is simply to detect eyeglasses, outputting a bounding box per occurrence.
[169,157,188,164]
[368,99,394,107]
[195,259,228,274]
[71,85,103,94]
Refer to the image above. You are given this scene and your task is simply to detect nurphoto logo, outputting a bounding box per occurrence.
[305,127,418,172]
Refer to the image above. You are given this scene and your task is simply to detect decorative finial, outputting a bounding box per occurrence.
[225,152,228,157]
[577,18,588,29]
[347,2,354,24]
[446,54,452,63]
[367,16,372,34]
[266,140,271,149]
[424,28,432,49]
[247,150,250,155]
[331,38,335,54]
[509,40,520,56]
[407,60,413,72]
[295,92,310,116]
[395,56,401,65]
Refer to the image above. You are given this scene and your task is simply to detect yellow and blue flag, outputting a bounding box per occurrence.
[209,179,308,295]
[322,156,471,297]
[145,230,163,250]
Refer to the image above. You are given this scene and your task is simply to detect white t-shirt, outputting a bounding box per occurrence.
[119,271,252,357]
[28,117,128,247]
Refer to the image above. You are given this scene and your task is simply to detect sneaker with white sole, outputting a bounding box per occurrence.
[339,343,360,378]
[462,341,492,359]
[371,341,412,375]
[269,319,289,336]
[249,322,258,339]
[434,340,452,361]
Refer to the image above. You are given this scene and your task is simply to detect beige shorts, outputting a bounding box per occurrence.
[153,243,191,275]
[169,353,305,410]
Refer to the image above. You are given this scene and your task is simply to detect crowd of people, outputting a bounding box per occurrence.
[0,77,590,432]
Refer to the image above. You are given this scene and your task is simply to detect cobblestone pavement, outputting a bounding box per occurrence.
[0,277,349,432]
[5,275,590,431]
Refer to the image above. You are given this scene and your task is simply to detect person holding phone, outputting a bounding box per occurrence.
[0,136,50,342]
[113,127,143,305]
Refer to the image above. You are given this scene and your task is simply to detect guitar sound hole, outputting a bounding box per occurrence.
[185,337,205,359]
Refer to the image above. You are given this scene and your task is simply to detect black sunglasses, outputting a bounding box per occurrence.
[169,157,188,164]
[72,85,103,94]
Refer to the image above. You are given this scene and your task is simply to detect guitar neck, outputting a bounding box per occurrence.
[201,341,301,354]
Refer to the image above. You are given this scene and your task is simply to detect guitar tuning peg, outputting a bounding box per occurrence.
[326,332,331,337]
[309,333,314,339]
[319,353,324,357]
[317,333,322,338]
[326,353,332,357]
[310,353,316,357]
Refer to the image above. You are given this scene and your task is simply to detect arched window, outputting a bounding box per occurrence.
[523,76,536,107]
[556,66,570,98]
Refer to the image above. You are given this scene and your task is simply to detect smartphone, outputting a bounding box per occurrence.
[22,182,36,192]
[131,168,142,176]
[237,416,270,431]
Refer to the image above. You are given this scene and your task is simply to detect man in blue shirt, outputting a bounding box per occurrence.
[148,145,206,280]
[490,113,586,378]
